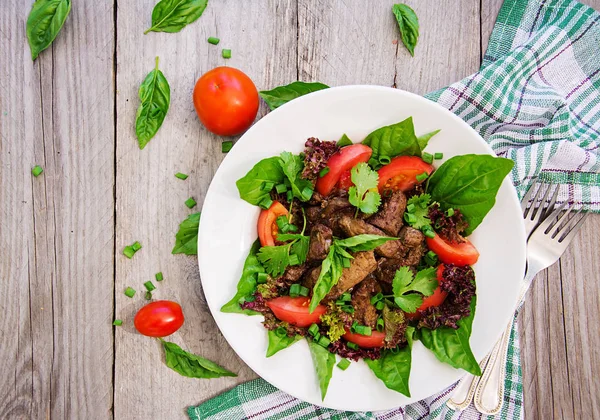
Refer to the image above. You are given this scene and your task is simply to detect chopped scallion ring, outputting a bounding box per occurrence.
[144,281,156,292]
[319,167,330,177]
[308,323,319,337]
[113,319,123,326]
[155,272,164,282]
[337,358,351,370]
[275,184,287,194]
[257,272,268,284]
[174,172,188,180]
[132,241,142,251]
[416,172,429,182]
[347,342,359,350]
[222,141,233,153]
[378,155,391,165]
[434,152,444,159]
[185,197,197,209]
[32,165,44,177]
[222,49,231,59]
[207,37,220,45]
[124,287,136,298]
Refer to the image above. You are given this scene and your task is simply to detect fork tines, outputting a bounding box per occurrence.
[539,202,588,243]
[522,179,560,235]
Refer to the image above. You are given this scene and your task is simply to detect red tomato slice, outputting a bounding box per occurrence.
[343,330,386,348]
[426,234,479,266]
[266,297,326,327]
[257,201,288,247]
[406,264,448,319]
[337,169,353,190]
[315,144,372,196]
[377,156,434,193]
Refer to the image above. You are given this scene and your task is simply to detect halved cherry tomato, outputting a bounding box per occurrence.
[337,169,353,190]
[377,156,434,193]
[134,300,185,337]
[426,234,479,266]
[266,296,327,327]
[343,330,386,348]
[406,264,448,319]
[257,201,288,247]
[315,144,372,196]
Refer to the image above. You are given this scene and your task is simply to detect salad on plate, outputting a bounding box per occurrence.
[222,116,513,399]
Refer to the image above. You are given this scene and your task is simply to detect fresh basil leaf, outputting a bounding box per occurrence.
[310,246,343,313]
[334,234,397,252]
[362,117,421,165]
[392,4,419,57]
[279,152,313,201]
[135,57,171,149]
[145,0,208,34]
[162,340,236,378]
[236,157,285,206]
[221,240,264,314]
[366,328,413,397]
[427,154,514,235]
[417,129,441,151]
[259,82,330,111]
[419,296,481,376]
[266,330,302,357]
[26,0,71,61]
[172,212,200,255]
[308,340,336,400]
[337,134,353,147]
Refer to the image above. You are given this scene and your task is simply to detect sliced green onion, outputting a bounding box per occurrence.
[299,286,309,297]
[32,165,44,177]
[259,197,273,209]
[313,332,321,342]
[376,317,385,332]
[319,167,330,177]
[222,141,233,153]
[350,321,358,333]
[132,241,142,251]
[276,215,288,230]
[175,172,188,180]
[434,152,444,160]
[261,181,275,191]
[378,155,391,165]
[288,254,299,266]
[301,186,313,200]
[347,342,359,350]
[245,295,256,303]
[335,299,346,306]
[155,272,164,282]
[123,246,135,259]
[144,291,152,300]
[425,250,438,266]
[289,283,301,296]
[124,287,136,298]
[207,36,220,45]
[370,295,379,305]
[337,358,351,370]
[404,213,417,224]
[355,325,372,336]
[342,305,355,314]
[286,190,293,202]
[276,327,287,338]
[423,228,436,239]
[337,134,353,147]
[375,301,385,311]
[446,208,455,217]
[342,258,351,268]
[426,250,437,260]
[308,323,319,337]
[406,203,416,213]
[340,292,352,302]
[113,319,123,326]
[144,281,156,292]
[185,197,197,209]
[422,152,433,164]
[416,172,429,182]
[257,272,268,284]
[222,49,231,59]
[275,184,287,194]
[318,335,331,348]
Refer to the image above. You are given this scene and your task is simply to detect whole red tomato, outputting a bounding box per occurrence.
[193,67,259,136]
[134,300,184,337]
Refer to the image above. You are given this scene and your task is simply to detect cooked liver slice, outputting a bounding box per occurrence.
[307,224,332,263]
[351,275,381,328]
[368,190,407,236]
[325,251,377,300]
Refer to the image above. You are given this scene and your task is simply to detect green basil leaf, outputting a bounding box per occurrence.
[309,246,343,313]
[259,82,330,111]
[362,117,421,164]
[221,240,263,315]
[419,296,482,376]
[26,0,71,61]
[145,0,208,34]
[366,327,414,397]
[279,152,313,201]
[172,212,200,255]
[236,157,285,206]
[427,154,514,235]
[337,134,353,147]
[162,340,236,378]
[333,234,397,252]
[417,129,441,151]
[392,4,419,57]
[266,330,302,357]
[135,57,171,149]
[308,340,336,400]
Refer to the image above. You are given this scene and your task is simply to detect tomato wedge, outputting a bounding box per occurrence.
[266,296,326,327]
[337,169,353,190]
[377,156,434,193]
[257,201,288,247]
[406,264,448,319]
[343,330,386,348]
[315,144,372,196]
[426,234,479,266]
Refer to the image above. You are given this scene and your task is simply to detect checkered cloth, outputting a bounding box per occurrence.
[189,0,600,418]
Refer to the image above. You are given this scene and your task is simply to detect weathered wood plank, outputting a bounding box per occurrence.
[114,1,297,418]
[0,0,116,418]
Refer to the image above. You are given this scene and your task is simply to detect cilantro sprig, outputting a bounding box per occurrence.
[392,266,438,313]
[348,162,381,215]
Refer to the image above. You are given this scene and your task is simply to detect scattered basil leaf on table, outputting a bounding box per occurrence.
[392,266,438,313]
[135,57,171,149]
[392,3,419,57]
[308,340,336,400]
[405,193,432,230]
[259,81,330,111]
[221,239,264,315]
[417,129,441,151]
[236,157,284,206]
[161,340,237,378]
[172,212,200,255]
[419,296,482,376]
[266,330,302,357]
[348,162,381,215]
[26,0,72,61]
[365,326,415,397]
[426,154,514,235]
[279,152,314,201]
[362,117,422,166]
[145,0,208,34]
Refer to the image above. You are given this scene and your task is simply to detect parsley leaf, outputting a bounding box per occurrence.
[278,233,310,265]
[348,162,381,214]
[257,244,292,278]
[279,152,313,201]
[405,193,432,230]
[392,266,438,313]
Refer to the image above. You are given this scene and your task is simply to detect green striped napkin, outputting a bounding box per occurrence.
[189,0,600,418]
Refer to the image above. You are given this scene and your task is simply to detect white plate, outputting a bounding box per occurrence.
[198,86,526,412]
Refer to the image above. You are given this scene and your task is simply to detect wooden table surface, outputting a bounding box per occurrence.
[2,0,599,419]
